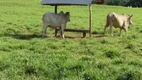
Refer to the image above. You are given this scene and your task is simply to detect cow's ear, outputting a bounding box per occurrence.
[59,11,64,14]
[65,12,70,15]
[130,15,133,17]
[122,13,125,15]
[128,15,133,19]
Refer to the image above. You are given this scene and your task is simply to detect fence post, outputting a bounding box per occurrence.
[54,5,58,37]
[89,5,92,37]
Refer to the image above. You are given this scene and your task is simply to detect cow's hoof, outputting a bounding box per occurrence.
[42,36,47,38]
[61,37,65,39]
[103,34,105,36]
[120,35,122,38]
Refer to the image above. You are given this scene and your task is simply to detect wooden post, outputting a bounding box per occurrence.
[54,5,57,13]
[54,5,58,37]
[89,5,92,37]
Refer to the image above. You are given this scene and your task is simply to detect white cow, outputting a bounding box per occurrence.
[42,11,70,38]
[103,12,133,36]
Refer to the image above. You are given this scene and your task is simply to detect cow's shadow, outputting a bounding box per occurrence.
[6,33,104,40]
[7,33,42,40]
[56,34,104,39]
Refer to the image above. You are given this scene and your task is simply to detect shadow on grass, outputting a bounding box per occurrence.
[56,34,104,39]
[56,35,85,39]
[6,33,42,40]
[4,33,105,40]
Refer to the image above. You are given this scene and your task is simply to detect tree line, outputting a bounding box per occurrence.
[107,0,142,7]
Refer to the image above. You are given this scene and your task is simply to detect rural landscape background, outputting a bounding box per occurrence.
[0,0,142,80]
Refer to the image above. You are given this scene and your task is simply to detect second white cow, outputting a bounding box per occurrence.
[103,12,133,36]
[42,11,70,38]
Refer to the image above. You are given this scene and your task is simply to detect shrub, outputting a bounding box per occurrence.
[83,73,97,80]
[0,61,9,71]
[117,71,142,80]
[107,0,129,6]
[126,0,142,7]
[105,50,120,59]
[25,66,38,75]
[106,0,142,7]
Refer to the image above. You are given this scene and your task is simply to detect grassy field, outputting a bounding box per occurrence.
[0,0,142,80]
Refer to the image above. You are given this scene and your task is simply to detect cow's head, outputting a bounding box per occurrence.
[64,12,70,22]
[128,15,133,25]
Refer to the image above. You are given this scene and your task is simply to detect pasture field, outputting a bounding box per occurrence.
[0,0,142,80]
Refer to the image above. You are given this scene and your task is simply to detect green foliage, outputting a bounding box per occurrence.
[107,0,129,6]
[126,0,142,7]
[117,71,142,80]
[0,0,142,79]
[107,0,142,7]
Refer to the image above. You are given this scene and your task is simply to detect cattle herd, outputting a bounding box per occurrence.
[42,11,133,38]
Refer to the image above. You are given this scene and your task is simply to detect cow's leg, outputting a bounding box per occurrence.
[120,28,123,37]
[124,27,128,36]
[110,26,113,36]
[55,29,58,37]
[59,24,65,38]
[103,24,109,36]
[42,24,48,38]
[103,26,107,36]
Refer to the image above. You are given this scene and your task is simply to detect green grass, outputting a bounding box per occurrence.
[0,0,142,80]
